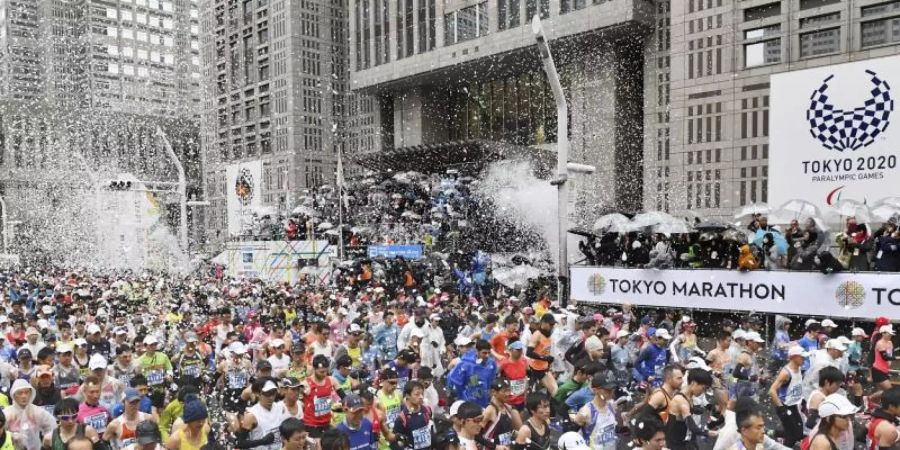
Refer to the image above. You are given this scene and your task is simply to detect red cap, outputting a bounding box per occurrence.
[876,316,890,327]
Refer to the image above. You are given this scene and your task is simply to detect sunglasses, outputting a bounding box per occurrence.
[57,414,77,421]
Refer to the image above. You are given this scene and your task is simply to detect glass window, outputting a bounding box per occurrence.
[122,10,132,21]
[106,7,117,19]
[861,17,900,47]
[799,27,839,57]
[744,38,780,67]
[108,62,119,73]
[444,2,488,45]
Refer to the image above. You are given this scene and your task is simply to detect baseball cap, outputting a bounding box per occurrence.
[821,319,837,328]
[654,328,672,341]
[686,357,711,372]
[522,307,535,316]
[836,336,852,345]
[454,336,473,347]
[41,305,54,315]
[269,338,285,348]
[229,342,247,354]
[185,332,199,343]
[260,380,279,393]
[591,371,617,390]
[17,349,32,360]
[507,341,524,351]
[825,339,847,352]
[732,329,747,340]
[449,400,465,417]
[880,324,895,335]
[380,368,398,381]
[56,343,73,354]
[135,420,162,445]
[87,324,102,334]
[114,327,128,336]
[74,338,88,347]
[744,331,765,343]
[818,394,858,417]
[558,432,591,450]
[124,387,142,402]
[36,365,53,378]
[851,327,868,337]
[348,323,363,334]
[256,360,273,371]
[343,394,364,411]
[491,379,510,391]
[788,346,808,358]
[89,354,108,370]
[615,329,630,339]
[281,377,302,388]
[143,336,158,345]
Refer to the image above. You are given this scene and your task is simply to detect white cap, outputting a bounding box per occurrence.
[74,338,88,346]
[89,354,108,370]
[805,319,820,327]
[56,343,74,353]
[87,324,102,334]
[114,327,128,335]
[686,356,711,371]
[825,339,847,352]
[585,336,604,352]
[655,328,672,340]
[454,336,472,347]
[836,336,852,345]
[41,305,54,315]
[348,323,363,334]
[818,394,859,417]
[732,329,747,340]
[449,400,466,417]
[821,319,838,328]
[229,341,247,354]
[880,324,896,335]
[270,338,285,348]
[744,331,765,343]
[851,327,868,337]
[788,346,808,358]
[557,431,591,450]
[143,335,159,345]
[615,329,630,339]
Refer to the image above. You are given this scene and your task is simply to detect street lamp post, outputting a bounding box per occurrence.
[0,195,8,254]
[155,126,189,251]
[532,16,596,307]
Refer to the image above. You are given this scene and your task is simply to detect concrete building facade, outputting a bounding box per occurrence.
[349,0,900,225]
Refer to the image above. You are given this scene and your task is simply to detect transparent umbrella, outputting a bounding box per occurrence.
[779,199,820,218]
[593,213,632,233]
[734,202,770,219]
[291,205,319,216]
[830,199,872,223]
[876,197,900,208]
[872,204,900,222]
[631,211,682,228]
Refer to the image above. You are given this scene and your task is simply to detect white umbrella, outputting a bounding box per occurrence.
[317,222,334,231]
[631,211,681,228]
[401,211,422,220]
[652,221,691,234]
[779,199,820,218]
[324,229,340,236]
[872,204,900,222]
[830,199,872,223]
[768,212,829,232]
[391,193,403,199]
[734,202,770,219]
[593,213,633,233]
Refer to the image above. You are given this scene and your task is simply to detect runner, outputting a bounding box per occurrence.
[768,346,806,447]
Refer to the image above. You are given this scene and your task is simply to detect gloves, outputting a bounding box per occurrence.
[431,341,439,348]
[261,433,275,445]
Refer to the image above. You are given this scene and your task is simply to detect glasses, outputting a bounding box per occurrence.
[57,414,77,422]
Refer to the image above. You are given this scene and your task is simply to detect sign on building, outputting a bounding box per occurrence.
[225,160,264,236]
[769,55,898,211]
[367,244,424,259]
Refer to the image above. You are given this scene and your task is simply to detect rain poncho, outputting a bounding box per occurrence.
[445,349,497,407]
[3,379,56,450]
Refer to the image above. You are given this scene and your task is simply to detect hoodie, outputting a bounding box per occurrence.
[3,379,56,450]
[445,349,497,407]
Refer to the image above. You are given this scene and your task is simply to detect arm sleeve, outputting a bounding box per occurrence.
[804,409,819,430]
[669,337,682,363]
[234,429,274,449]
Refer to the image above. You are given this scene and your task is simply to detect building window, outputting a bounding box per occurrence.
[498,0,519,30]
[743,25,781,67]
[560,0,585,14]
[417,0,436,52]
[861,1,900,47]
[800,27,840,57]
[525,0,548,21]
[444,2,488,45]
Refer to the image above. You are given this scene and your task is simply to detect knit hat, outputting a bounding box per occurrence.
[182,399,208,423]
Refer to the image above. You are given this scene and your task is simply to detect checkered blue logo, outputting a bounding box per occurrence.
[807,70,893,152]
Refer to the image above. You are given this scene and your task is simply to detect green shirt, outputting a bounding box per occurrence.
[553,380,585,403]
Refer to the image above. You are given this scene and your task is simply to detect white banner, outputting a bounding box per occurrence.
[215,240,336,283]
[225,160,264,236]
[570,267,900,319]
[769,55,899,211]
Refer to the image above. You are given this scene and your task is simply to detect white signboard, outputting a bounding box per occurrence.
[570,267,900,319]
[225,160,264,236]
[770,55,899,211]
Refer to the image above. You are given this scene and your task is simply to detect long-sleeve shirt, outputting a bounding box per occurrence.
[4,403,56,450]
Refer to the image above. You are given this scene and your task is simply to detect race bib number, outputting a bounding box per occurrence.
[509,378,526,396]
[498,431,513,446]
[412,426,431,449]
[121,438,136,448]
[597,424,616,444]
[183,365,201,378]
[147,370,165,386]
[86,412,108,431]
[119,373,133,386]
[314,396,331,417]
[786,385,802,404]
[227,372,248,389]
[385,406,400,429]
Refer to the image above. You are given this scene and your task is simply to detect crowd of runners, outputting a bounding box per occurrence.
[0,268,893,450]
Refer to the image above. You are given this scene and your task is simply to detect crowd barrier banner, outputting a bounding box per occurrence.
[570,266,900,319]
[215,240,336,283]
[368,244,424,260]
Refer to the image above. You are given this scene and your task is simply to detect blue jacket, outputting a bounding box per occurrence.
[635,343,668,382]
[446,350,497,407]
